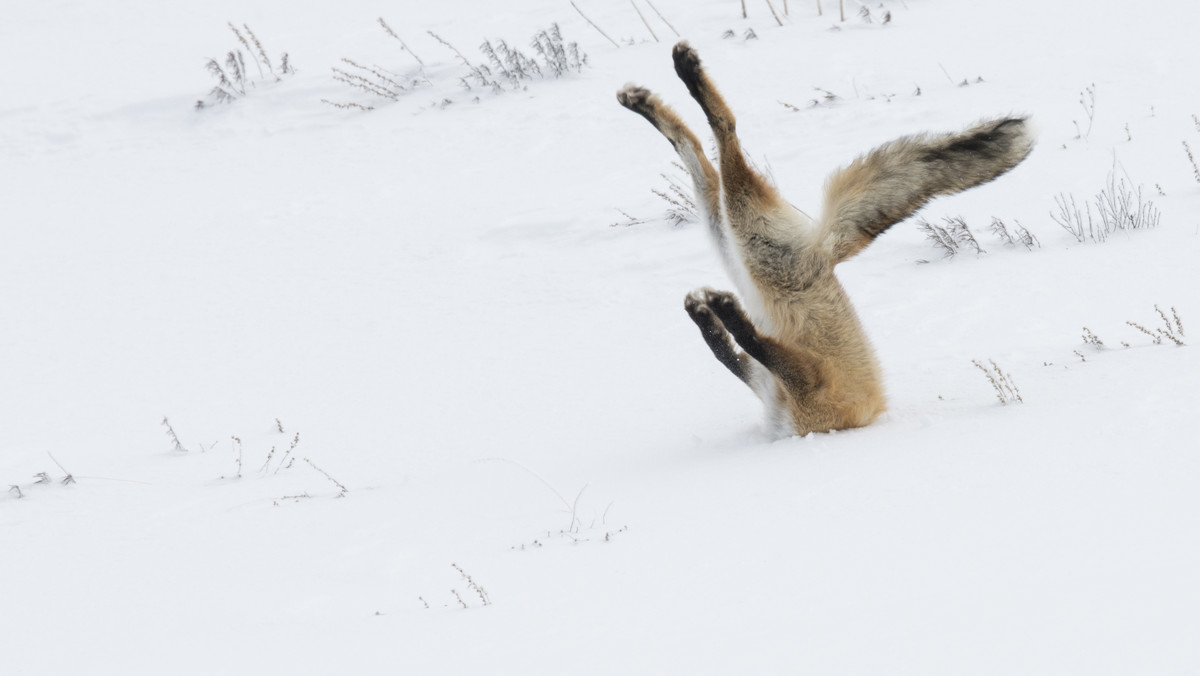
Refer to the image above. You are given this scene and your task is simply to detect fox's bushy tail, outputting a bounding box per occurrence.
[821,117,1035,261]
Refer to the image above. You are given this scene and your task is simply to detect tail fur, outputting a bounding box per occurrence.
[820,117,1035,261]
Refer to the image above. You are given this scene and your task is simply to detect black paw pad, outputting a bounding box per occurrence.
[705,290,736,311]
[672,41,703,85]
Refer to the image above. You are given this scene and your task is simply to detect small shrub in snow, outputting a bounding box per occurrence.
[420,565,491,610]
[327,18,431,109]
[989,217,1040,250]
[169,418,346,499]
[332,22,586,110]
[613,163,698,227]
[1126,305,1185,346]
[1082,327,1105,351]
[972,359,1022,405]
[652,165,699,226]
[221,428,300,480]
[917,215,985,258]
[858,5,891,24]
[483,24,587,87]
[4,454,75,500]
[809,87,839,107]
[1050,170,1160,243]
[452,563,492,607]
[431,23,586,94]
[196,23,294,109]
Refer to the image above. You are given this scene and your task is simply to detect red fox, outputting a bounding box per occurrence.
[618,42,1034,437]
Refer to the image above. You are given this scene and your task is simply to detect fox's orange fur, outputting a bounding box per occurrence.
[618,42,1034,436]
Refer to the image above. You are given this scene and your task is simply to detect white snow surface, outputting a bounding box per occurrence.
[3,0,1199,673]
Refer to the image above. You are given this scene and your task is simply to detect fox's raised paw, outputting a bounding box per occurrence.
[617,84,656,112]
[671,41,703,87]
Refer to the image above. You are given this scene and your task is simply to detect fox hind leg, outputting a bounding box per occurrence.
[671,42,781,224]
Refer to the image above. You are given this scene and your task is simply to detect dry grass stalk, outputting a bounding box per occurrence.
[1126,321,1160,344]
[610,209,651,227]
[378,17,425,67]
[332,58,403,101]
[231,435,243,478]
[1183,140,1200,184]
[766,0,784,25]
[274,432,300,474]
[645,0,680,36]
[259,446,277,473]
[49,453,75,485]
[304,457,348,496]
[241,23,278,80]
[632,1,659,42]
[322,99,375,111]
[571,1,620,48]
[1074,84,1096,140]
[162,417,189,453]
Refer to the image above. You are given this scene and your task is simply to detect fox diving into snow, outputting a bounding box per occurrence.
[618,42,1034,437]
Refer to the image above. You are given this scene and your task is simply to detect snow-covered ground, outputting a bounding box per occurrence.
[3,0,1198,673]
